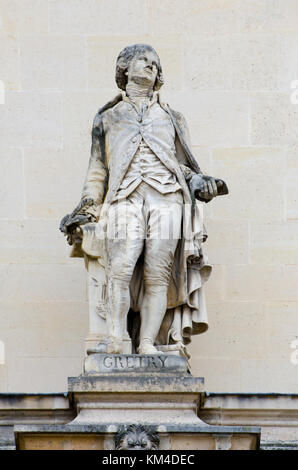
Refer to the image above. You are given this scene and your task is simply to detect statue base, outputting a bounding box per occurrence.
[13,354,261,450]
[70,354,204,426]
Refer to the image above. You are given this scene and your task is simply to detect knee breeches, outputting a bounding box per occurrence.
[106,182,183,286]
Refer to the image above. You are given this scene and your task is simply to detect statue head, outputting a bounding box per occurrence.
[114,424,160,450]
[115,44,164,92]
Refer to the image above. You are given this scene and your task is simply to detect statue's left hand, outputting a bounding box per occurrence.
[189,174,220,202]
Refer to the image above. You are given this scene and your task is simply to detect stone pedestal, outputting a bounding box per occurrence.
[13,354,261,450]
[69,353,204,426]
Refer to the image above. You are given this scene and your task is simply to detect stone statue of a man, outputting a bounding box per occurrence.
[60,44,228,357]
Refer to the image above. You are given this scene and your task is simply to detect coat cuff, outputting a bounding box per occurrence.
[180,164,197,182]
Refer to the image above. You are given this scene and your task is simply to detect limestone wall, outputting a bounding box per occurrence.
[0,0,297,392]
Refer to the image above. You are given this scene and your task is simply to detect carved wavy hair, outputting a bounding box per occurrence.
[114,424,160,450]
[115,44,164,91]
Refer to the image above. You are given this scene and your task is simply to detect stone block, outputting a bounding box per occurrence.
[0,393,71,413]
[87,35,183,91]
[163,91,250,146]
[0,425,15,450]
[251,92,298,145]
[17,432,106,450]
[0,34,19,90]
[169,433,215,450]
[230,434,258,450]
[226,265,298,302]
[192,147,212,175]
[24,147,89,218]
[69,374,204,394]
[240,358,298,393]
[251,221,298,264]
[200,393,298,432]
[186,355,241,392]
[263,301,298,361]
[49,0,149,35]
[210,147,285,221]
[63,90,116,149]
[237,0,298,33]
[184,34,279,91]
[278,33,298,91]
[0,393,75,427]
[0,365,8,392]
[287,143,298,169]
[0,340,4,365]
[0,264,86,302]
[20,36,87,91]
[0,148,24,218]
[170,431,257,450]
[0,0,48,34]
[87,36,133,90]
[0,301,88,358]
[205,220,249,265]
[203,265,225,303]
[148,0,238,35]
[151,36,183,92]
[286,169,298,219]
[7,356,84,393]
[0,219,78,265]
[69,371,205,426]
[189,301,268,361]
[0,92,62,148]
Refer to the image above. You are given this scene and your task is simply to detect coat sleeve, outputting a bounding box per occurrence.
[170,108,203,179]
[81,112,108,220]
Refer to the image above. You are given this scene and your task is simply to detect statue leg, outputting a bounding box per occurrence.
[138,284,169,354]
[106,278,132,353]
[137,188,183,354]
[106,196,144,353]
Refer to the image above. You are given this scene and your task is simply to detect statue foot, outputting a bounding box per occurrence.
[106,337,132,354]
[137,340,164,355]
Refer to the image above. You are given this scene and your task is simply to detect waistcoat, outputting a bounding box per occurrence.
[116,136,181,198]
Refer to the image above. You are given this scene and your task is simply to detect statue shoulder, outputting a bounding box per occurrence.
[92,93,123,135]
[97,93,123,117]
[164,104,190,142]
[92,112,103,129]
[166,105,189,130]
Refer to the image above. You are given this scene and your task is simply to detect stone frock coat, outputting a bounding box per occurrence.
[78,92,212,351]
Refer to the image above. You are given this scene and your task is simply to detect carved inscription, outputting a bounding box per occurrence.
[102,355,168,370]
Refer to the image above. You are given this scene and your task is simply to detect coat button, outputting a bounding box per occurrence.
[132,136,137,143]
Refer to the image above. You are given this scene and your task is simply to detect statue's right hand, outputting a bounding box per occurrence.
[66,226,83,246]
[59,213,92,246]
[59,213,90,233]
[59,198,98,245]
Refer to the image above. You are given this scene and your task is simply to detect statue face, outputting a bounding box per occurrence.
[126,49,159,87]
